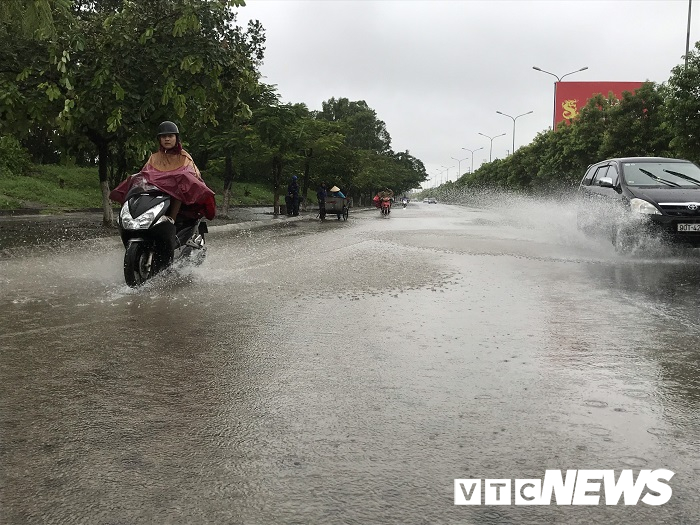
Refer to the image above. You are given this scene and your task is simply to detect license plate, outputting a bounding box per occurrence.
[677,223,700,232]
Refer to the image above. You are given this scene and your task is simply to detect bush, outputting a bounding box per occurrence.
[0,135,31,177]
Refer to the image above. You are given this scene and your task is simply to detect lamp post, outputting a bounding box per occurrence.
[462,147,484,173]
[451,156,468,179]
[496,110,533,155]
[532,65,588,130]
[440,165,449,185]
[478,132,506,162]
[686,0,692,70]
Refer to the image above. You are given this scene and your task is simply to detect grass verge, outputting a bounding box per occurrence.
[0,164,315,211]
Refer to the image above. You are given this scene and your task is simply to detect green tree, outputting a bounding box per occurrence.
[313,97,427,200]
[0,0,73,158]
[317,97,391,153]
[0,0,70,39]
[665,41,700,163]
[295,118,345,201]
[6,0,256,224]
[600,82,671,159]
[250,98,308,214]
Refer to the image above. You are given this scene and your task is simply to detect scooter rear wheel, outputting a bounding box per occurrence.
[124,242,155,287]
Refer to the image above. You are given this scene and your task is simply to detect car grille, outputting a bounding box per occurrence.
[658,202,700,216]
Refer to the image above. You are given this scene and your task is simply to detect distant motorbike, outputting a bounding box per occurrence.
[401,199,408,208]
[380,197,392,217]
[117,184,207,287]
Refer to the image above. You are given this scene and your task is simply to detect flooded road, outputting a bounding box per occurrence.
[1,199,699,524]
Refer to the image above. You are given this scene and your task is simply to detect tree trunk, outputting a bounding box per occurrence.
[221,152,234,218]
[221,190,231,218]
[273,155,282,215]
[86,128,114,226]
[100,180,113,225]
[301,148,312,210]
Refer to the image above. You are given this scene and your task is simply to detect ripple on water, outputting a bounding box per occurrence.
[479,510,507,523]
[586,426,612,437]
[647,427,673,438]
[623,389,651,399]
[583,400,608,408]
[619,456,648,468]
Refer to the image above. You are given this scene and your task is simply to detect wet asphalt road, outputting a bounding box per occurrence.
[1,198,699,524]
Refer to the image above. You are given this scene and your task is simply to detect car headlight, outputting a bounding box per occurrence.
[119,201,166,229]
[630,198,661,215]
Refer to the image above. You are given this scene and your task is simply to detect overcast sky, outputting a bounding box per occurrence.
[236,0,698,188]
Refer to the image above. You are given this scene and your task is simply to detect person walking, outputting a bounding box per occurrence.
[287,175,300,216]
[316,182,327,220]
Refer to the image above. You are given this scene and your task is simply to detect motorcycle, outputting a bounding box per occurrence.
[401,198,408,208]
[380,197,392,217]
[117,183,208,287]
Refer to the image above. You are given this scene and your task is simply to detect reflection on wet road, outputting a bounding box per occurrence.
[1,198,699,524]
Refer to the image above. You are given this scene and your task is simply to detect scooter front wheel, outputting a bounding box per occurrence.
[124,242,155,287]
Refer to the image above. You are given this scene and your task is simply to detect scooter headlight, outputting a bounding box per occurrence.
[120,201,166,229]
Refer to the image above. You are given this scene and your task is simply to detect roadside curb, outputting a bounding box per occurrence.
[208,206,376,233]
[209,214,308,233]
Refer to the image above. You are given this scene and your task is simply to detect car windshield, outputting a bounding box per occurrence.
[622,161,700,188]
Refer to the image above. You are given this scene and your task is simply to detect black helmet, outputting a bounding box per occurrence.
[157,121,179,136]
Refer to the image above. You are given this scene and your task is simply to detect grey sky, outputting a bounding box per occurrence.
[236,0,697,188]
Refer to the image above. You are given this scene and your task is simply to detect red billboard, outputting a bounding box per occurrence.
[554,81,643,130]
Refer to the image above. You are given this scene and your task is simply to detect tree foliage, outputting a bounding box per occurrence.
[455,80,682,194]
[25,2,700,214]
[1,2,428,217]
[665,40,700,164]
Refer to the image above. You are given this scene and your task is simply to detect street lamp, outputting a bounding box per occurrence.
[451,156,468,179]
[461,147,484,173]
[478,132,506,162]
[440,165,449,185]
[496,110,533,155]
[437,170,444,186]
[532,65,588,130]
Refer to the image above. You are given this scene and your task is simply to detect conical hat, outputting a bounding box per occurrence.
[330,186,340,192]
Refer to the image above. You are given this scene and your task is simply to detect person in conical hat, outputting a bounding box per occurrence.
[329,185,345,198]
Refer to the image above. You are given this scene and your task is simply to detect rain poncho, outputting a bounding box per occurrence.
[109,149,216,220]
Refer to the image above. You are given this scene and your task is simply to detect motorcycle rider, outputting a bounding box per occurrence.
[144,121,203,256]
[146,121,203,224]
[110,121,214,262]
[379,188,394,204]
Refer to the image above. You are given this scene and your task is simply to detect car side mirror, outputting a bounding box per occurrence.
[597,177,614,188]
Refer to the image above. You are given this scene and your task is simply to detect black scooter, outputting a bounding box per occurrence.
[117,185,207,287]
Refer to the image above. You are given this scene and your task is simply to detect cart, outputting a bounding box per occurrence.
[322,196,349,221]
